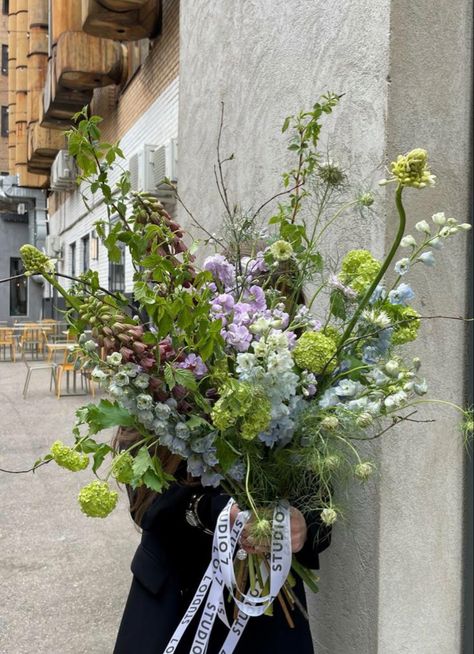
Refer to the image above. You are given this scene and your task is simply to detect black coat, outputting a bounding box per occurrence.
[114,483,331,654]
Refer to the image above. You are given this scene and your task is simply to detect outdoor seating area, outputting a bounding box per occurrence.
[0,319,96,400]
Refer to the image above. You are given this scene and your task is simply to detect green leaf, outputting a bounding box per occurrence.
[142,467,174,493]
[81,399,135,435]
[132,445,153,478]
[282,116,291,133]
[173,368,198,391]
[215,438,239,473]
[330,290,347,320]
[92,443,112,473]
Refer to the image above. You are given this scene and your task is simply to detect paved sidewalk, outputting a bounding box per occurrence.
[0,362,140,654]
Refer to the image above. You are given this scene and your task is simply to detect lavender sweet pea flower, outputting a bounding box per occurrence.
[245,285,267,311]
[203,254,236,287]
[388,282,415,306]
[177,353,208,379]
[232,302,253,326]
[241,252,268,278]
[223,324,252,352]
[329,274,358,300]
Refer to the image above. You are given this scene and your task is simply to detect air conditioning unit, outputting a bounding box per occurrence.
[128,139,178,198]
[44,234,62,257]
[51,150,78,192]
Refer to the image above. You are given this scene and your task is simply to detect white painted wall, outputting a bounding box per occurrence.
[48,77,179,294]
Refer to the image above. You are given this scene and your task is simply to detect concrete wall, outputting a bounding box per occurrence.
[178,1,472,652]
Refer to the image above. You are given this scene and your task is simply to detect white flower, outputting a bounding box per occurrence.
[106,352,123,366]
[362,309,391,328]
[414,379,428,395]
[321,508,338,526]
[134,374,150,389]
[394,258,410,275]
[418,251,435,267]
[430,237,443,250]
[415,220,431,234]
[400,235,417,248]
[91,367,108,382]
[249,317,271,335]
[432,212,447,225]
[269,240,294,261]
[385,360,399,377]
[458,223,472,231]
[384,390,408,410]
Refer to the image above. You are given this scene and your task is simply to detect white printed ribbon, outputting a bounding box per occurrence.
[163,499,291,654]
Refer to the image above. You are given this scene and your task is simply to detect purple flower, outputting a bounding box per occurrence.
[285,331,297,349]
[245,285,267,312]
[212,293,235,312]
[203,254,235,288]
[241,252,268,278]
[329,274,358,300]
[177,353,208,379]
[223,324,252,352]
[201,469,224,487]
[232,302,253,326]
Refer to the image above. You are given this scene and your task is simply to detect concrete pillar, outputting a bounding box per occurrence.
[177,2,472,652]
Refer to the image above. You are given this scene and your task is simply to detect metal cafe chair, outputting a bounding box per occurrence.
[55,347,95,399]
[17,324,45,360]
[20,344,57,399]
[0,328,17,362]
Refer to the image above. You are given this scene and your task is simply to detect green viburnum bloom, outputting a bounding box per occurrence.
[293,331,338,374]
[50,440,89,471]
[111,452,135,484]
[269,240,294,262]
[19,244,55,276]
[211,381,271,441]
[385,304,420,345]
[381,148,436,189]
[78,481,118,518]
[340,249,381,293]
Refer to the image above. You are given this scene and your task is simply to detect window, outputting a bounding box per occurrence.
[70,242,76,278]
[82,235,89,272]
[2,0,9,16]
[109,243,126,292]
[10,257,27,316]
[1,44,7,75]
[1,106,8,137]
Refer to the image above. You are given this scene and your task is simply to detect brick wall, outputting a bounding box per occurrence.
[93,0,179,144]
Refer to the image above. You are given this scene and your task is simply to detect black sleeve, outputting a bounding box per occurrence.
[294,508,332,570]
[194,490,230,531]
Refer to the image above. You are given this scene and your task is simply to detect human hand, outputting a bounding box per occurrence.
[230,504,307,554]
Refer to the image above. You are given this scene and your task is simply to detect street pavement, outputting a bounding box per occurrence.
[0,362,140,654]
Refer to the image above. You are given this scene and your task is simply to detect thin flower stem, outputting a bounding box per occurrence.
[336,184,406,353]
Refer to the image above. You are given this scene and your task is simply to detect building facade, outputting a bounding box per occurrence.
[3,1,473,652]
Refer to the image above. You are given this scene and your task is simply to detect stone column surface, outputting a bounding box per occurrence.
[177,1,472,652]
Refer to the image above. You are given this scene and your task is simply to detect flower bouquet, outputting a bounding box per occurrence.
[14,96,473,651]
